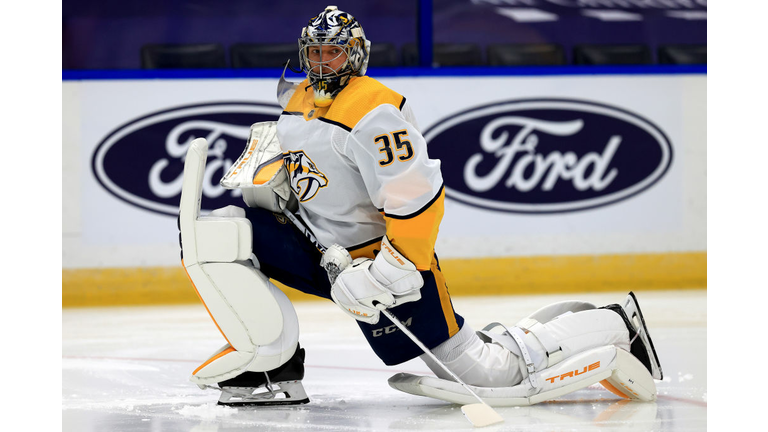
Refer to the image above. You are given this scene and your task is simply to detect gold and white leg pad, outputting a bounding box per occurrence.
[399,306,653,406]
[389,345,656,406]
[180,138,299,386]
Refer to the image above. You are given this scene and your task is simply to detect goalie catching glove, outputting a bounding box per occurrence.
[328,237,423,324]
[220,121,296,213]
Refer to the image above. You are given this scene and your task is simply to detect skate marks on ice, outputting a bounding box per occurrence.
[62,291,706,431]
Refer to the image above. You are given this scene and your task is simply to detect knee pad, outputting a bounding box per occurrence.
[180,138,299,385]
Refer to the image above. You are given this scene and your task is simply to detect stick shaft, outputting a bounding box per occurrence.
[281,213,498,419]
[378,307,489,407]
[282,209,326,253]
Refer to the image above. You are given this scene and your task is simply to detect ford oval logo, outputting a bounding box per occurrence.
[92,102,282,216]
[425,99,673,213]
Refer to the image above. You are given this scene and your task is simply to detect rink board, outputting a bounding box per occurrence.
[62,69,706,306]
[62,251,706,307]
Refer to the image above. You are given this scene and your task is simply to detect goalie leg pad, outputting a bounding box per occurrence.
[185,261,300,384]
[419,308,631,391]
[391,345,656,406]
[479,308,630,381]
[180,138,300,385]
[519,300,597,326]
[600,348,657,402]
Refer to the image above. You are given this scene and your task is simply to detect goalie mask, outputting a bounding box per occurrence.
[298,5,371,107]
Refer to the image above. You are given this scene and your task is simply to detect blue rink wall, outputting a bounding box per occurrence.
[62,66,707,306]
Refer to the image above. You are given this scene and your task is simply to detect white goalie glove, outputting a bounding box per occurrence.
[328,237,423,325]
[220,121,296,212]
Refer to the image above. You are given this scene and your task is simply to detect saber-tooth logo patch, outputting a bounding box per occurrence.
[284,150,329,202]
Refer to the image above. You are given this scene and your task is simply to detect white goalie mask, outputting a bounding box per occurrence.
[298,5,371,107]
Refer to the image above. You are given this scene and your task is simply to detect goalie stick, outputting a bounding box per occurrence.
[281,208,327,254]
[283,214,504,428]
[375,304,504,428]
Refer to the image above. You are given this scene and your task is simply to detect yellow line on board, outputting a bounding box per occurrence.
[62,252,706,308]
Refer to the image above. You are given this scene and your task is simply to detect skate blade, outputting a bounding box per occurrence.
[218,380,309,406]
[625,292,663,380]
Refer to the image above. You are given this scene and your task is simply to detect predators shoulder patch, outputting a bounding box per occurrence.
[284,150,329,202]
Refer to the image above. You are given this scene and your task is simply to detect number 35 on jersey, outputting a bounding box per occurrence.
[376,129,414,167]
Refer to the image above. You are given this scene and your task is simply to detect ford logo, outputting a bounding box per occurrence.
[92,102,282,216]
[425,99,673,213]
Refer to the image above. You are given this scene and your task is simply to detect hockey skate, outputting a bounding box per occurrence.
[603,292,663,380]
[217,345,310,406]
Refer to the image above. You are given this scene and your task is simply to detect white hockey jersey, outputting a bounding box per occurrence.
[276,76,445,270]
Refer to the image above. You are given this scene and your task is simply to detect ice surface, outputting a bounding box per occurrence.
[63,290,706,431]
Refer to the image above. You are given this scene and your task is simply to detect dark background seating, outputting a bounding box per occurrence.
[230,43,299,69]
[367,43,399,67]
[487,44,565,66]
[658,45,707,65]
[64,1,706,69]
[141,44,226,69]
[573,45,653,66]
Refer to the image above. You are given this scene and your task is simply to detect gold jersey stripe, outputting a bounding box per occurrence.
[324,76,404,130]
[286,77,405,128]
[385,188,446,271]
[431,257,461,338]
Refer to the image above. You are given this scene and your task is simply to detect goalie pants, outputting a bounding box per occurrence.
[244,207,465,366]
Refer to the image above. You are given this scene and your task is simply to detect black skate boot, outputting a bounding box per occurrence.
[601,292,663,380]
[217,344,309,406]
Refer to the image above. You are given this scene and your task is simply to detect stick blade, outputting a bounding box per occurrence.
[461,403,504,428]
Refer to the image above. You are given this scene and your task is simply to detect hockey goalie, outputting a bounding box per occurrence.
[177,5,663,412]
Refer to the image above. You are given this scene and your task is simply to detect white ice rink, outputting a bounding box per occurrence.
[62,290,706,431]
